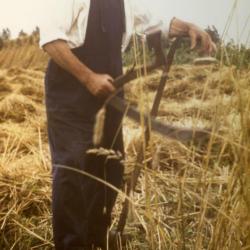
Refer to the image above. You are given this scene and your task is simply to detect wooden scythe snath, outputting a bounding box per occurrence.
[104,33,210,234]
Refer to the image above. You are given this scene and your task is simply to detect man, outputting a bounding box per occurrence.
[39,0,215,249]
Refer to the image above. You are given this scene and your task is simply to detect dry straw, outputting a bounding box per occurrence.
[1,4,250,248]
[93,107,106,146]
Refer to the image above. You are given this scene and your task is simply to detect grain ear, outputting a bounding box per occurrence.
[93,107,106,146]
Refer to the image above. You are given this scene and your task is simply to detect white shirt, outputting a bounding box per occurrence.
[39,0,171,51]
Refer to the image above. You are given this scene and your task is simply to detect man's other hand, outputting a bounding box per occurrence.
[188,24,217,55]
[169,18,217,56]
[85,73,115,98]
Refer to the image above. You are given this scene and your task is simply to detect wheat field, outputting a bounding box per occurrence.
[0,33,249,250]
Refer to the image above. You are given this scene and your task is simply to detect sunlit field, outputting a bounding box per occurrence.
[0,6,250,250]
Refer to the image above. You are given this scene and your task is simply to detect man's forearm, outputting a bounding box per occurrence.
[43,39,115,97]
[43,40,93,85]
[169,18,192,38]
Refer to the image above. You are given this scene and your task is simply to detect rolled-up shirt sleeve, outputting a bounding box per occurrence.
[39,0,82,48]
[132,0,171,39]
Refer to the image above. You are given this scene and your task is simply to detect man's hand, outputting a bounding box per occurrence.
[169,18,216,56]
[188,24,216,55]
[85,73,115,98]
[43,40,115,98]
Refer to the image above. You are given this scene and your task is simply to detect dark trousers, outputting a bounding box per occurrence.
[44,0,125,240]
[47,96,124,249]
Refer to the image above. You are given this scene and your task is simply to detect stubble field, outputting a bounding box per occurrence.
[0,37,250,249]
